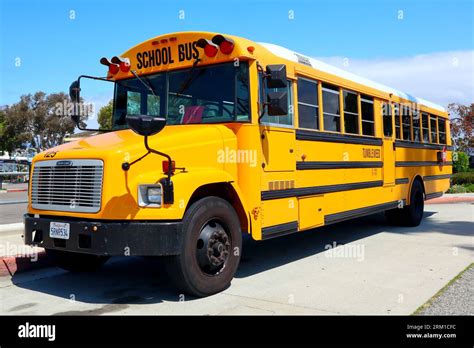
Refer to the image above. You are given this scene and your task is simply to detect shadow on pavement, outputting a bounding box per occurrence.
[11,209,471,309]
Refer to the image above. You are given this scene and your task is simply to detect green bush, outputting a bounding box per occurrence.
[453,152,469,173]
[447,184,468,193]
[452,172,474,185]
[464,184,474,193]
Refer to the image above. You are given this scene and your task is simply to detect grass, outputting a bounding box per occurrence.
[412,263,473,315]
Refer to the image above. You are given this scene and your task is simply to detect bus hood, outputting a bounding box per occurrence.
[33,125,230,167]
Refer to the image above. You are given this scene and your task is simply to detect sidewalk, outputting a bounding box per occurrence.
[0,182,28,193]
[0,231,48,277]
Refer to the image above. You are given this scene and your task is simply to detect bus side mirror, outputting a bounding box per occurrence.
[267,91,288,116]
[126,115,167,136]
[69,80,80,103]
[266,64,287,88]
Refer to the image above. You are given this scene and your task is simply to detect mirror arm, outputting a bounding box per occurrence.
[122,136,174,181]
[144,136,174,180]
[257,62,267,123]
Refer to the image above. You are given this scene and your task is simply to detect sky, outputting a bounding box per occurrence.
[1,0,473,127]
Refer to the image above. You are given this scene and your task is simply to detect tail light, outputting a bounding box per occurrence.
[100,57,120,74]
[111,56,131,72]
[196,39,218,57]
[162,160,176,174]
[437,146,447,164]
[212,35,234,55]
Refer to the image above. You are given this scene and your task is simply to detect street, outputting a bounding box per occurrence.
[0,201,472,315]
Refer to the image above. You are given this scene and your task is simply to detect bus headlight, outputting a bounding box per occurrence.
[138,184,162,207]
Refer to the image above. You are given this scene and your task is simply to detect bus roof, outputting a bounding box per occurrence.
[258,42,446,113]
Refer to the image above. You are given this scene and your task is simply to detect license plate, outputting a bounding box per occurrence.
[49,222,70,240]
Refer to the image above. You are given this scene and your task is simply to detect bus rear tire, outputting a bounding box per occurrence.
[45,249,109,272]
[386,180,424,227]
[166,196,242,297]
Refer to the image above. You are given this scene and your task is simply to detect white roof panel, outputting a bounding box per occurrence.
[258,42,446,113]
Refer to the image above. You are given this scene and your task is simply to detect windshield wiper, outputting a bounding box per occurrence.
[130,70,158,97]
[176,58,201,96]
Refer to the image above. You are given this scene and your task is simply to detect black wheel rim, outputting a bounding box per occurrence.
[196,219,231,276]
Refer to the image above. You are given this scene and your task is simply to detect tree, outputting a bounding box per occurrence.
[0,92,90,152]
[448,103,473,153]
[97,100,113,130]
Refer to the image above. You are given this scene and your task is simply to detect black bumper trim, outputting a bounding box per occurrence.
[23,214,183,256]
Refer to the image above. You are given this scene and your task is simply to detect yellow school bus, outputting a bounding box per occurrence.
[24,32,452,296]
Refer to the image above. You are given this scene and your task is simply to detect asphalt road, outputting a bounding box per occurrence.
[0,191,28,225]
[0,203,472,315]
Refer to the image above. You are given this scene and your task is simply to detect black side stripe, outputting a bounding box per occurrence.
[423,174,452,181]
[425,191,443,200]
[395,140,453,151]
[297,161,383,170]
[324,200,403,225]
[296,129,383,146]
[261,221,298,240]
[395,161,453,167]
[395,178,409,185]
[261,180,383,200]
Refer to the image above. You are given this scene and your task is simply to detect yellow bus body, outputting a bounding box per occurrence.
[27,31,452,242]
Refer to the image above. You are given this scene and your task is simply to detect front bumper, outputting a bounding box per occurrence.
[24,214,183,256]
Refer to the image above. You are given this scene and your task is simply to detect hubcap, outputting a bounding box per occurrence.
[196,220,231,275]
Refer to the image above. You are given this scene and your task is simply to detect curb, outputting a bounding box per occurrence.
[6,188,28,193]
[0,251,51,277]
[0,223,24,232]
[426,196,474,204]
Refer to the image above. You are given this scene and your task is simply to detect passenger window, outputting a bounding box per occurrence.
[260,74,293,126]
[382,102,393,137]
[412,109,421,142]
[343,90,359,134]
[297,78,319,130]
[394,103,401,139]
[438,118,446,144]
[361,95,374,136]
[401,105,412,141]
[322,83,341,132]
[430,115,438,143]
[421,113,430,142]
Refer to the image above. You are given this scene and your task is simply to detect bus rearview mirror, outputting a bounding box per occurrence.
[126,114,167,137]
[69,80,80,103]
[266,64,287,88]
[267,91,288,116]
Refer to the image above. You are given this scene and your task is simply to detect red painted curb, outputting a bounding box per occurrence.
[0,251,51,277]
[6,188,28,193]
[426,196,474,204]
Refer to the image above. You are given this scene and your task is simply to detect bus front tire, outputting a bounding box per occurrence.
[45,249,109,272]
[386,180,424,227]
[166,196,242,297]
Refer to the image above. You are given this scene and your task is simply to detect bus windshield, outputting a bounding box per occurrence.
[113,61,250,129]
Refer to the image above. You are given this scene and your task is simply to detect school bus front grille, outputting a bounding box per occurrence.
[31,159,103,213]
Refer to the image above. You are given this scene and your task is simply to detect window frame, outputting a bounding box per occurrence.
[360,94,375,136]
[430,115,438,143]
[342,89,359,135]
[401,104,412,141]
[321,83,342,133]
[412,108,421,142]
[296,76,319,130]
[382,101,393,138]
